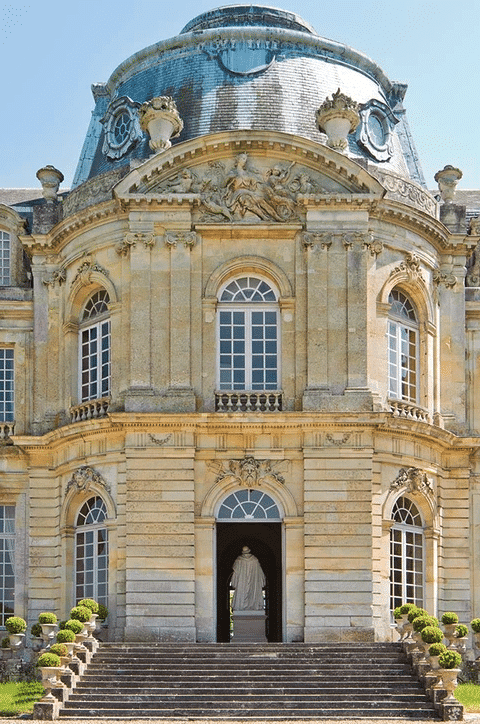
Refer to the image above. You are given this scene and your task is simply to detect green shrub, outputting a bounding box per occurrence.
[77,598,99,614]
[63,619,83,634]
[30,623,42,638]
[97,604,108,622]
[1,637,10,649]
[38,612,57,625]
[5,617,26,634]
[421,626,444,644]
[407,607,421,623]
[399,603,417,615]
[69,606,91,623]
[471,618,480,633]
[37,652,61,668]
[412,615,438,633]
[56,629,75,644]
[429,643,447,657]
[438,650,462,669]
[49,643,67,658]
[393,606,403,619]
[442,612,459,625]
[456,624,469,638]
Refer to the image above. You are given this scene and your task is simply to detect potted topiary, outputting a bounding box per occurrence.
[471,618,480,653]
[454,623,469,656]
[64,617,87,651]
[5,616,26,649]
[437,650,462,702]
[1,635,11,658]
[428,642,448,671]
[56,628,76,658]
[37,652,62,701]
[77,599,99,639]
[49,643,69,673]
[441,612,459,647]
[38,612,58,646]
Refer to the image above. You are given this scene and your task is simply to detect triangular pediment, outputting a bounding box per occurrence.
[114,131,385,223]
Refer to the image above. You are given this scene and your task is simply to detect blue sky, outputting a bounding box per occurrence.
[1,0,478,190]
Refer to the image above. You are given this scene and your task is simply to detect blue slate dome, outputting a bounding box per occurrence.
[72,4,425,188]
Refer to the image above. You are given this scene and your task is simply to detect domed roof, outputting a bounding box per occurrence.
[72,4,425,189]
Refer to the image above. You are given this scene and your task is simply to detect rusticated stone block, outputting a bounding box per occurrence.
[33,699,60,720]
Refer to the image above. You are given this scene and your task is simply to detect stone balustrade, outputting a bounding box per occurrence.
[70,398,110,423]
[389,399,431,423]
[215,391,283,412]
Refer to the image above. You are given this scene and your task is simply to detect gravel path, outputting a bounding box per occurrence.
[21,718,480,724]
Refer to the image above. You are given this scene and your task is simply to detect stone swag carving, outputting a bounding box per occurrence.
[66,466,111,494]
[155,154,328,223]
[390,467,434,497]
[207,455,286,487]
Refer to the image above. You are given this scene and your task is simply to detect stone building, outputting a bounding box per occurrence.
[1,4,480,644]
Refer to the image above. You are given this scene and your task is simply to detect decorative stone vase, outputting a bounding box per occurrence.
[434,165,462,204]
[8,632,25,650]
[36,165,64,203]
[39,667,62,700]
[443,623,457,648]
[85,613,98,640]
[315,88,360,153]
[454,636,468,656]
[138,96,184,152]
[473,631,480,657]
[438,668,461,702]
[74,630,89,652]
[395,614,409,641]
[40,623,57,646]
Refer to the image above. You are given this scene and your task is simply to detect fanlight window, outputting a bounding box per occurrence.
[387,289,419,403]
[75,496,108,607]
[218,276,279,391]
[390,496,424,611]
[79,291,111,402]
[217,489,281,520]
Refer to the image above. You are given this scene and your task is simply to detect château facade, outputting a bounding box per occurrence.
[1,4,480,644]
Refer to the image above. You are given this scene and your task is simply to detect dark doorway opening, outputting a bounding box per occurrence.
[216,522,282,642]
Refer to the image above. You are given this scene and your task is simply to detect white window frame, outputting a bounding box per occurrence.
[0,232,11,287]
[390,496,425,611]
[0,348,14,422]
[217,277,280,392]
[0,505,15,627]
[78,292,111,403]
[75,497,109,607]
[387,291,419,404]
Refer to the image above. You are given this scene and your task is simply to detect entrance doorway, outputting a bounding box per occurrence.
[216,522,282,642]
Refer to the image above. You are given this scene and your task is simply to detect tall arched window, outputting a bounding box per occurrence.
[217,276,279,391]
[75,496,108,606]
[79,290,111,402]
[387,290,419,403]
[390,496,424,610]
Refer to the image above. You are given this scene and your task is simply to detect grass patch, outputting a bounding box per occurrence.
[455,683,480,712]
[0,681,44,715]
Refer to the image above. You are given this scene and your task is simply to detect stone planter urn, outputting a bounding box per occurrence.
[8,632,24,650]
[138,96,184,153]
[315,88,360,153]
[434,165,462,204]
[36,165,64,203]
[438,668,461,702]
[85,613,98,641]
[40,623,57,646]
[395,614,409,641]
[39,667,62,700]
[443,623,457,648]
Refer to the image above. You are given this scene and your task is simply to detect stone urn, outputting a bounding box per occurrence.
[138,96,184,152]
[443,623,457,648]
[40,623,57,646]
[315,88,360,153]
[8,632,25,650]
[395,614,409,641]
[438,668,461,702]
[36,165,64,203]
[434,165,462,204]
[85,613,98,641]
[39,667,62,700]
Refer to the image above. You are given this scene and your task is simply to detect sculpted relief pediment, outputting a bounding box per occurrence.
[114,133,384,224]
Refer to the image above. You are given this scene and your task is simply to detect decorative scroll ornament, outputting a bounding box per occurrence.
[466,242,480,287]
[433,269,456,289]
[363,233,384,257]
[72,254,109,288]
[469,217,480,236]
[315,88,360,153]
[154,154,324,224]
[164,231,198,248]
[207,455,287,487]
[43,267,66,287]
[66,466,111,494]
[357,99,398,162]
[390,252,424,283]
[115,232,156,256]
[300,231,333,250]
[390,467,434,496]
[138,96,184,153]
[101,96,142,160]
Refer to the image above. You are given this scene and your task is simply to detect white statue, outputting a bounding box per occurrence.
[231,546,266,611]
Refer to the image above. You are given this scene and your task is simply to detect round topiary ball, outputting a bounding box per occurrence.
[38,612,57,625]
[438,650,462,669]
[441,612,459,625]
[56,629,76,644]
[69,606,91,623]
[77,598,99,614]
[63,619,83,635]
[5,616,27,634]
[37,652,61,668]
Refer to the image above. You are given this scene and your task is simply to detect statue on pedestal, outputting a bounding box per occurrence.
[231,546,266,611]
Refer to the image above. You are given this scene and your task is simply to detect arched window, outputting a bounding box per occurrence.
[217,276,279,391]
[75,496,108,606]
[79,290,111,402]
[390,496,424,610]
[0,232,11,286]
[217,489,282,521]
[387,290,419,403]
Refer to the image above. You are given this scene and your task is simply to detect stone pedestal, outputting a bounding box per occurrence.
[232,611,267,642]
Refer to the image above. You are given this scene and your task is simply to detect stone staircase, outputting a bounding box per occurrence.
[59,642,439,719]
